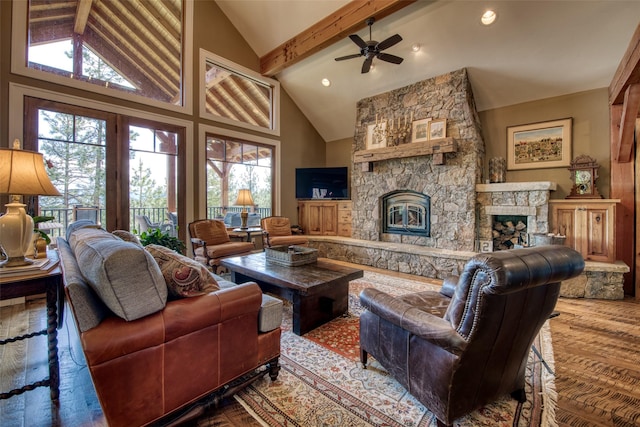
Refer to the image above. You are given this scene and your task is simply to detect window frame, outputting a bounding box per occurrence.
[198,124,281,219]
[11,0,194,115]
[199,49,280,136]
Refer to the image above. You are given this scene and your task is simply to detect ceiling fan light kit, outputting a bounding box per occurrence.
[334,17,404,74]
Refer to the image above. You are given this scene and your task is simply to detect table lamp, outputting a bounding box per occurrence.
[0,140,61,267]
[233,189,254,229]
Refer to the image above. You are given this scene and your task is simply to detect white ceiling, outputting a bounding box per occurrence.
[215,1,640,142]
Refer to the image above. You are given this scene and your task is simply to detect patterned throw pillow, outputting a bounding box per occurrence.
[145,244,219,298]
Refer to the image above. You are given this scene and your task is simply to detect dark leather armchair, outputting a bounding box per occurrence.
[359,245,585,427]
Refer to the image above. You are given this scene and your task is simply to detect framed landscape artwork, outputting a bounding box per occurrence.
[428,118,447,140]
[366,122,387,150]
[411,118,431,143]
[507,118,572,170]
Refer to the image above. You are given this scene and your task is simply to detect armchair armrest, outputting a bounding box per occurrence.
[360,288,467,355]
[440,275,458,298]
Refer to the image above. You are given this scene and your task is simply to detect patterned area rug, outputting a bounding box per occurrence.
[234,271,558,427]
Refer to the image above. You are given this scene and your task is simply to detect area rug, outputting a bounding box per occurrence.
[235,271,558,427]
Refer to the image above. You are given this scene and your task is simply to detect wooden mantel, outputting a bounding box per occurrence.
[353,137,457,169]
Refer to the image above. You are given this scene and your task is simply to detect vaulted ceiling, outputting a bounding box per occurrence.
[217,0,640,142]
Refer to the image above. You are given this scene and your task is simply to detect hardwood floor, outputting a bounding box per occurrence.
[1,262,639,426]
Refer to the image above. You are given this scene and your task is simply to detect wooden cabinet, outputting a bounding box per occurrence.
[549,199,619,263]
[298,200,352,237]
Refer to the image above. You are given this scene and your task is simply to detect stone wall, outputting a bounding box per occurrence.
[351,68,485,251]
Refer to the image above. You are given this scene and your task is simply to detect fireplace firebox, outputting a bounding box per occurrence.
[381,190,430,237]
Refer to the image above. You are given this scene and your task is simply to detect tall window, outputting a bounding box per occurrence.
[24,98,186,239]
[205,134,273,220]
[129,124,179,232]
[28,102,114,230]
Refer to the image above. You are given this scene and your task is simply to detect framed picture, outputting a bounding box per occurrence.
[507,118,572,170]
[366,122,387,150]
[428,118,447,140]
[411,118,431,143]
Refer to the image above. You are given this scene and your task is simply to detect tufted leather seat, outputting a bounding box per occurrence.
[359,245,585,427]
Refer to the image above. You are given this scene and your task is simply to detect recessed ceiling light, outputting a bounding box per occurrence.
[411,43,421,52]
[481,10,497,26]
[321,78,331,87]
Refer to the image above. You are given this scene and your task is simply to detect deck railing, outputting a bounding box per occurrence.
[37,206,272,240]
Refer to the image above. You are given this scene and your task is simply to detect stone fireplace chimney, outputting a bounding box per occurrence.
[351,68,485,252]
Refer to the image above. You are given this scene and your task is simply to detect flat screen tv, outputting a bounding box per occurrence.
[295,167,349,200]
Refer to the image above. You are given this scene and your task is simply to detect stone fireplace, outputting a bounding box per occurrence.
[351,68,483,251]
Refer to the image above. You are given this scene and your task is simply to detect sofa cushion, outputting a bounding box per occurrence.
[145,244,220,298]
[70,227,167,321]
[112,229,142,246]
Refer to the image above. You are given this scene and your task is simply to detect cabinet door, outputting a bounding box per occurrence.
[554,208,578,250]
[319,204,338,235]
[307,204,324,235]
[585,207,614,262]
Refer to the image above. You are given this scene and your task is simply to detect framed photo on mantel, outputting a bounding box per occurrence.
[507,117,572,170]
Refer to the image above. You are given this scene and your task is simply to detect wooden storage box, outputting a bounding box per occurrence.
[265,245,318,266]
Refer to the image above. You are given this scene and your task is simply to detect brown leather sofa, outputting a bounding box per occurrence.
[359,245,585,427]
[57,224,281,427]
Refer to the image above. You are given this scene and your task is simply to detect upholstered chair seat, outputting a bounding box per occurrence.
[260,216,309,248]
[189,219,254,272]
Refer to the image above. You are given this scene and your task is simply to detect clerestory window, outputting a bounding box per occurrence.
[12,0,192,113]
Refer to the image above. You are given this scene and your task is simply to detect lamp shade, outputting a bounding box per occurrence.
[0,148,61,196]
[233,189,254,206]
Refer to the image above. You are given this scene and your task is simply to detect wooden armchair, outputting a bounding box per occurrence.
[188,219,255,273]
[260,216,309,248]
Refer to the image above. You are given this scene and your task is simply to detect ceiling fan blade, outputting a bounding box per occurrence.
[377,34,402,51]
[349,34,368,49]
[361,56,373,74]
[335,53,363,61]
[377,53,404,64]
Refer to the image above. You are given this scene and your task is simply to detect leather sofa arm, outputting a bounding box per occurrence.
[360,288,467,355]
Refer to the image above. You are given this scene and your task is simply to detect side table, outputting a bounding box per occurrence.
[0,251,63,400]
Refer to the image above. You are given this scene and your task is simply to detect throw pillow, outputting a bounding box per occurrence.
[71,230,167,321]
[145,244,220,298]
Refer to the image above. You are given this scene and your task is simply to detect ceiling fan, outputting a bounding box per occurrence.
[334,17,404,74]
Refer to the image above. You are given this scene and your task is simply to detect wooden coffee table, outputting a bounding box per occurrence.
[221,252,363,335]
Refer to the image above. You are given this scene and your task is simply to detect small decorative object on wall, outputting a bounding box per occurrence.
[366,119,387,150]
[566,154,602,199]
[507,117,572,170]
[411,118,431,143]
[428,118,447,140]
[488,157,506,183]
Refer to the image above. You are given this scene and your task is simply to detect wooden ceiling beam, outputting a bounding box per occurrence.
[614,83,640,163]
[610,22,640,105]
[259,0,416,76]
[74,0,93,34]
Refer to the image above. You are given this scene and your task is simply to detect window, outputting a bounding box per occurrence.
[23,97,186,240]
[205,134,273,220]
[200,49,280,135]
[12,0,193,114]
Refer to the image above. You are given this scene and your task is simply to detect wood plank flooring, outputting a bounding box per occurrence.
[1,262,639,426]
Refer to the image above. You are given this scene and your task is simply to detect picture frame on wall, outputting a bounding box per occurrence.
[506,117,572,170]
[366,122,387,150]
[428,118,447,140]
[411,118,431,143]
